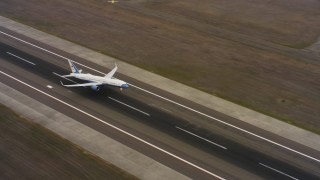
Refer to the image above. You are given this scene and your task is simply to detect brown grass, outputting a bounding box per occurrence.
[0,105,138,179]
[1,0,320,133]
[143,0,320,46]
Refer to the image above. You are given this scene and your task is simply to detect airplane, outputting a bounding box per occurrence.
[61,59,129,91]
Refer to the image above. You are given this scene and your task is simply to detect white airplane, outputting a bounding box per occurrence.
[61,60,129,91]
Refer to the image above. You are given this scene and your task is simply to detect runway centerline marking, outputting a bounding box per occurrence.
[108,97,150,116]
[1,30,320,164]
[6,52,36,65]
[176,126,227,150]
[129,84,320,163]
[259,163,299,180]
[0,70,225,180]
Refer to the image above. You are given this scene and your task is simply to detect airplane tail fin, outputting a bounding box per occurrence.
[68,59,80,73]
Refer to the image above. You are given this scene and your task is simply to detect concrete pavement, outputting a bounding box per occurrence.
[1,15,319,152]
[0,82,189,180]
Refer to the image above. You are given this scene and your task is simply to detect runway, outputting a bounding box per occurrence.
[1,28,319,179]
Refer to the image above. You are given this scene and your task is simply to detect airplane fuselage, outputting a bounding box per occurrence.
[71,73,129,88]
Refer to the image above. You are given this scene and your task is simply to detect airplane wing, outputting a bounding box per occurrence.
[61,81,102,87]
[104,63,117,79]
[62,74,77,78]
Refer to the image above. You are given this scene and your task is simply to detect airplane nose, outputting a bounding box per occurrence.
[121,84,129,89]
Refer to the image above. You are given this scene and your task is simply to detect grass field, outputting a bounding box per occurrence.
[0,105,138,179]
[1,0,320,133]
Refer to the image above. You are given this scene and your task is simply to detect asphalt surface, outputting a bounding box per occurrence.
[1,28,320,180]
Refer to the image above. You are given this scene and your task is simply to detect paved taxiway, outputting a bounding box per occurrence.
[1,28,320,179]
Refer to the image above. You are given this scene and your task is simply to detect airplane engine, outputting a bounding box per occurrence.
[90,85,101,91]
